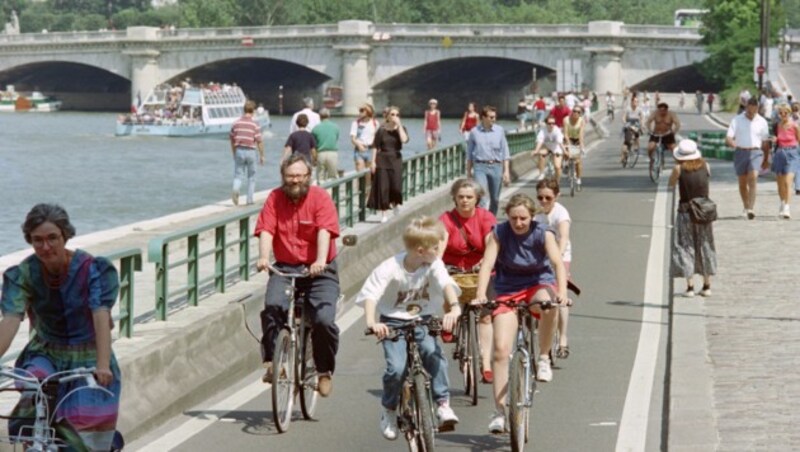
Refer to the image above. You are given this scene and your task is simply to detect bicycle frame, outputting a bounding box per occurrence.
[510,308,536,410]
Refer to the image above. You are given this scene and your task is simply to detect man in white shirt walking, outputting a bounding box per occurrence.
[290,97,321,134]
[726,97,770,219]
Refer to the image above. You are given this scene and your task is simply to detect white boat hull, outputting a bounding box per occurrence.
[115,116,270,137]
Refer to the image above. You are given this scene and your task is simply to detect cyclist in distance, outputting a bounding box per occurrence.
[357,217,461,440]
[621,95,645,164]
[563,106,586,188]
[256,154,341,397]
[0,204,123,450]
[439,178,497,382]
[645,102,681,166]
[606,91,615,121]
[533,117,565,180]
[473,194,568,434]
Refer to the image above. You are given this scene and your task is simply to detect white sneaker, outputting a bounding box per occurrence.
[536,357,553,382]
[488,410,505,434]
[380,214,389,224]
[380,408,398,441]
[436,401,459,431]
[781,204,791,219]
[684,288,695,298]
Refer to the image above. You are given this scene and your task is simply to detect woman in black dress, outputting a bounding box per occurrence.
[369,106,409,222]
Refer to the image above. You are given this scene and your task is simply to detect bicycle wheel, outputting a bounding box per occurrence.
[629,146,639,168]
[550,326,560,368]
[455,314,471,396]
[649,147,660,183]
[272,329,294,433]
[299,327,319,420]
[569,159,576,197]
[508,351,529,452]
[468,309,480,406]
[413,372,436,452]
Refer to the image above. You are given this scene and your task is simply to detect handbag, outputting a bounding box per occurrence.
[688,197,717,224]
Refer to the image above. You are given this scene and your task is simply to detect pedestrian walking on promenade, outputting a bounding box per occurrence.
[290,97,320,134]
[466,106,511,216]
[668,140,717,297]
[459,102,479,141]
[312,108,340,183]
[368,106,409,223]
[707,92,715,113]
[424,98,442,150]
[725,97,770,219]
[771,104,800,219]
[0,204,124,450]
[283,113,317,164]
[695,90,704,115]
[229,100,265,206]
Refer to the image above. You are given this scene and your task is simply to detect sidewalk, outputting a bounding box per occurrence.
[669,149,800,450]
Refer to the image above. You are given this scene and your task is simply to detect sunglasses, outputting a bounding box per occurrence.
[537,195,554,201]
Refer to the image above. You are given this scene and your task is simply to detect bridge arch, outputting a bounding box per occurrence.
[630,64,719,94]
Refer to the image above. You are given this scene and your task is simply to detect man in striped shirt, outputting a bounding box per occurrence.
[230,100,265,205]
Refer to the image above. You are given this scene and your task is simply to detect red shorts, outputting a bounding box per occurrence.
[493,284,557,318]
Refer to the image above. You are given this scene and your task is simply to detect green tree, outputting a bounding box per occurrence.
[179,0,236,27]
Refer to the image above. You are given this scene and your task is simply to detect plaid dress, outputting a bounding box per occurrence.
[1,249,121,451]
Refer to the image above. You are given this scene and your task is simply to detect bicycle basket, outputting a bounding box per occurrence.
[451,273,478,304]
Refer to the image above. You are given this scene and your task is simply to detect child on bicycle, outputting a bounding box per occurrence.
[357,216,462,441]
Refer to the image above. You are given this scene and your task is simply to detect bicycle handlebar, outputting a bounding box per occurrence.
[364,317,443,340]
[266,263,312,279]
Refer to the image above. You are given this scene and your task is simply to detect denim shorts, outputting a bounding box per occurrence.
[771,146,799,175]
[734,149,764,176]
[353,148,372,163]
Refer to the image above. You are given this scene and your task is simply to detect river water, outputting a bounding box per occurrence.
[1,112,516,255]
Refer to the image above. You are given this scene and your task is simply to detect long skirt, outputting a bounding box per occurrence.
[368,154,403,210]
[670,210,717,278]
[10,337,121,451]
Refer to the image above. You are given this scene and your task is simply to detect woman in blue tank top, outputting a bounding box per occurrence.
[473,193,567,434]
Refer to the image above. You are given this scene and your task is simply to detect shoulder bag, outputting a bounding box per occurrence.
[688,197,717,224]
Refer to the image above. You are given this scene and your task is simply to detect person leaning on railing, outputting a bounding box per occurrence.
[0,203,123,450]
[438,178,497,383]
[255,154,342,397]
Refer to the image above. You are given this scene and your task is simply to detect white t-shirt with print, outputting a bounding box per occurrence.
[356,253,460,321]
[350,118,379,149]
[534,202,572,262]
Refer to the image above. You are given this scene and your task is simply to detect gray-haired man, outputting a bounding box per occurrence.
[290,97,321,133]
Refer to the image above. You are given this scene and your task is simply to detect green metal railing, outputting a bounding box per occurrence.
[102,248,143,338]
[687,131,732,161]
[145,130,538,321]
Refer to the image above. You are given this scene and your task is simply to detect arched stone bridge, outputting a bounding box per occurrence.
[0,20,705,114]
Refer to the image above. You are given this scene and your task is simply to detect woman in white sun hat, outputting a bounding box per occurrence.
[668,139,717,297]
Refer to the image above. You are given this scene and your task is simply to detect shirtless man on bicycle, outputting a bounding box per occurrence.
[255,154,342,397]
[645,102,681,165]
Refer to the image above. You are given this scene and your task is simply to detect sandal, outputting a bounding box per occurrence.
[556,345,570,359]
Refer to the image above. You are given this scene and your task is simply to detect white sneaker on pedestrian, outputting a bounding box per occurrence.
[536,357,553,382]
[380,214,389,224]
[781,204,791,219]
[684,288,695,298]
[231,191,239,206]
[436,401,459,431]
[488,410,506,434]
[380,408,398,441]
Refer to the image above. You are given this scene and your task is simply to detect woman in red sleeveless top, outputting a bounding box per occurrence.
[459,102,479,141]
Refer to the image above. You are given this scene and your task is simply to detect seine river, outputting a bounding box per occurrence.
[1,111,514,255]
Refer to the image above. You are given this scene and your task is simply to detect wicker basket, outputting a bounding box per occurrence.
[451,273,479,304]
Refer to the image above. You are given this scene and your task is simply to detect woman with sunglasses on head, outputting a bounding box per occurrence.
[564,107,586,189]
[771,103,800,219]
[0,204,123,450]
[351,103,379,175]
[534,179,574,359]
[368,106,409,223]
[473,193,567,434]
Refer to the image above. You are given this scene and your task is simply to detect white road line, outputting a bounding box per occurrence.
[615,181,669,452]
[135,304,365,451]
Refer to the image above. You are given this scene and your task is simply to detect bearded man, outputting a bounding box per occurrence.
[255,153,341,397]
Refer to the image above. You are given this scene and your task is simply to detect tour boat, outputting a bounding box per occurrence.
[0,86,62,112]
[115,83,270,137]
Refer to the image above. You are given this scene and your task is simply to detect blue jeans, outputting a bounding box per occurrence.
[473,162,503,215]
[380,316,450,410]
[233,147,257,204]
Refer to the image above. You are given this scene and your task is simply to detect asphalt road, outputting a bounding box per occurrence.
[130,112,719,451]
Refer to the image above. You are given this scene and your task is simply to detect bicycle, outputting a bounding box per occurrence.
[565,144,583,197]
[447,267,481,406]
[622,123,641,169]
[606,104,615,122]
[0,366,117,451]
[366,317,444,452]
[649,133,668,183]
[485,298,559,452]
[268,264,328,433]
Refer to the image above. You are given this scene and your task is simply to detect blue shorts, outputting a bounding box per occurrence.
[771,146,799,175]
[733,149,763,176]
[353,148,372,163]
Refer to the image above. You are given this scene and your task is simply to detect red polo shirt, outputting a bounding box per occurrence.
[254,186,340,265]
[549,105,571,128]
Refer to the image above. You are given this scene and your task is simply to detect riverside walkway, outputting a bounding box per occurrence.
[1,110,797,450]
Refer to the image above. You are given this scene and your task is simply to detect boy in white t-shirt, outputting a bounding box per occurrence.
[358,216,462,441]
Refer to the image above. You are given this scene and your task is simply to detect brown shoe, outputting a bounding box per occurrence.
[261,362,273,383]
[318,375,332,397]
